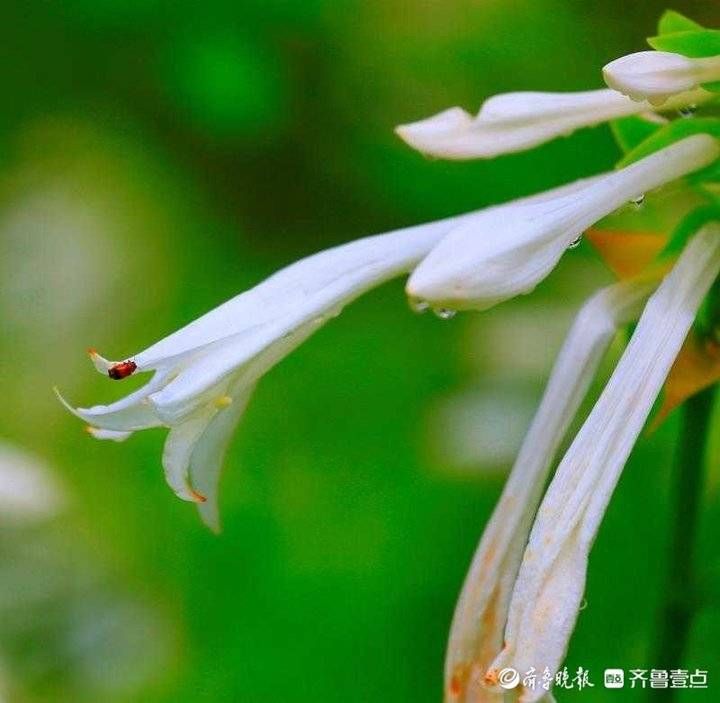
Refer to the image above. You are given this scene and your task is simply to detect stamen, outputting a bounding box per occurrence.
[85,426,133,442]
[214,395,233,408]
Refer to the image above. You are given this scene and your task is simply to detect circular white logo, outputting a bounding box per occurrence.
[498,667,520,689]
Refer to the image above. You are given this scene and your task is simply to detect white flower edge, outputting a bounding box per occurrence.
[408,134,719,312]
[488,223,720,702]
[604,50,720,105]
[57,135,718,531]
[395,87,710,159]
[57,205,507,529]
[57,171,630,527]
[444,278,655,702]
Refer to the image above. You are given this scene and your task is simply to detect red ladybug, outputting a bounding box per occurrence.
[108,360,137,380]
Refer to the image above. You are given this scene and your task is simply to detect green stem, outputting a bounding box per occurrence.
[650,386,715,699]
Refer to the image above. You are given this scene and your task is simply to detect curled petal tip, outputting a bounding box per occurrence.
[87,348,116,374]
[88,347,137,380]
[189,488,207,504]
[54,386,82,419]
[171,483,207,504]
[395,107,474,158]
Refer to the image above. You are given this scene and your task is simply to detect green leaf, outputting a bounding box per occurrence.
[660,203,720,258]
[610,115,663,154]
[648,29,720,58]
[657,10,702,35]
[618,117,720,166]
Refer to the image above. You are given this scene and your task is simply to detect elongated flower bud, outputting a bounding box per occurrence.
[488,223,720,702]
[407,134,719,312]
[395,88,707,159]
[604,50,720,105]
[445,279,654,702]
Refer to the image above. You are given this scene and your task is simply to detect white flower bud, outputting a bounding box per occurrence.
[445,279,654,702]
[489,224,720,702]
[603,50,720,105]
[407,135,719,312]
[395,88,707,159]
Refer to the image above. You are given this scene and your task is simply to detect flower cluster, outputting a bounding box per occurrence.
[59,9,720,702]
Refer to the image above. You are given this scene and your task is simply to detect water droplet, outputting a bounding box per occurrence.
[579,598,588,611]
[678,104,697,118]
[433,307,456,320]
[630,194,645,207]
[409,297,430,314]
[567,234,583,249]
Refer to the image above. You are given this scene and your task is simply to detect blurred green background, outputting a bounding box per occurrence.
[0,1,719,701]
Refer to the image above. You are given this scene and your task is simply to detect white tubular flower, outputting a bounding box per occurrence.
[488,223,720,702]
[445,279,654,703]
[57,210,497,530]
[407,134,719,312]
[395,88,707,160]
[604,50,720,105]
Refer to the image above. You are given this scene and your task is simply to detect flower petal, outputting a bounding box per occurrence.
[408,135,719,311]
[162,408,217,503]
[190,381,256,532]
[149,315,323,424]
[444,278,655,702]
[149,218,468,424]
[131,216,470,371]
[87,349,119,375]
[490,223,720,701]
[85,427,133,442]
[55,378,166,432]
[604,51,720,105]
[396,88,709,159]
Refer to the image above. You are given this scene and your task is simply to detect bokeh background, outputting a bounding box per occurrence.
[1,1,719,701]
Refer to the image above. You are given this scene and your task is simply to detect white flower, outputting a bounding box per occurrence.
[604,50,720,105]
[395,88,707,159]
[444,278,654,702]
[56,209,494,530]
[407,134,718,312]
[487,223,720,702]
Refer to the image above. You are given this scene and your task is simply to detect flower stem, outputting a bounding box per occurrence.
[651,386,715,697]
